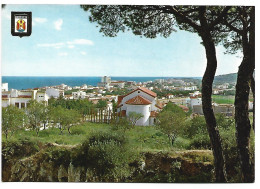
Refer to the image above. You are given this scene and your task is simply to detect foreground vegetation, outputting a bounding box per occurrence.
[2,100,254,182]
[2,109,254,182]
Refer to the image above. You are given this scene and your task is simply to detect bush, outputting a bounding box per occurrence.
[189,134,211,149]
[70,126,86,135]
[111,117,131,131]
[71,130,138,181]
[2,138,39,163]
[183,116,208,139]
[88,131,126,145]
[46,147,71,167]
[86,131,136,181]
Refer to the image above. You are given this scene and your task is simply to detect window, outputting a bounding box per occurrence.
[21,103,25,108]
[15,102,19,108]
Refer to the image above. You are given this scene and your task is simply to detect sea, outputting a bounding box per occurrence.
[2,76,201,90]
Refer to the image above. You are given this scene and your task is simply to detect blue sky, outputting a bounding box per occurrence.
[1,4,242,77]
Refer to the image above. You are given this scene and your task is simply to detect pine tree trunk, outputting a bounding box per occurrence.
[250,74,255,131]
[235,53,254,183]
[235,7,255,181]
[200,32,227,182]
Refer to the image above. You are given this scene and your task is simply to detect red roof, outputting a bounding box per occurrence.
[125,95,151,105]
[2,95,8,98]
[117,95,125,107]
[155,103,163,109]
[125,87,157,98]
[117,87,156,108]
[18,95,32,98]
[178,105,189,112]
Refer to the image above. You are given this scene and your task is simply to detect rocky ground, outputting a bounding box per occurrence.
[2,141,214,182]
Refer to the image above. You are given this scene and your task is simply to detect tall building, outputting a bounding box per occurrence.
[101,76,111,84]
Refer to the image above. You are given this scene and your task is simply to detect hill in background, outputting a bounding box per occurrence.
[214,73,237,84]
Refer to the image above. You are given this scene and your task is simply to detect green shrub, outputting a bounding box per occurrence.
[71,130,138,181]
[190,133,211,149]
[2,138,39,163]
[87,140,131,181]
[88,131,126,145]
[46,147,71,167]
[70,126,86,135]
[173,137,191,150]
[215,114,234,130]
[183,116,208,139]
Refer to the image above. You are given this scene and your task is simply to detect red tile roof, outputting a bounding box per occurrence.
[18,95,32,98]
[155,102,163,109]
[125,87,157,98]
[117,95,125,107]
[117,87,156,108]
[2,95,8,98]
[178,105,189,112]
[125,95,151,105]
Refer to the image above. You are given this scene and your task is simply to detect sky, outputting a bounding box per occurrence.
[1,4,243,77]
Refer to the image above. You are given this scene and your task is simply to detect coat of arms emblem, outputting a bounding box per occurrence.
[16,19,26,32]
[11,12,32,37]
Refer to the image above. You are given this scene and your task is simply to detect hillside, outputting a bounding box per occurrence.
[214,73,237,84]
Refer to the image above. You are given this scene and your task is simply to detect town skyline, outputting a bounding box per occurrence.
[2,4,242,77]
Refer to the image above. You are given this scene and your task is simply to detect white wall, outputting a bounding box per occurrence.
[10,98,31,108]
[2,99,10,107]
[126,104,150,126]
[190,98,202,108]
[36,92,49,103]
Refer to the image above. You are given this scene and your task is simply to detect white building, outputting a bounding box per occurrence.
[2,89,49,108]
[72,91,87,99]
[110,81,125,88]
[81,84,88,90]
[117,87,162,126]
[1,83,8,91]
[59,83,67,90]
[181,86,198,91]
[46,88,64,98]
[101,76,111,83]
[186,91,202,109]
[154,79,165,84]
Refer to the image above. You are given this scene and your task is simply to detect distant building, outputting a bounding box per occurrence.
[72,91,86,99]
[117,87,162,126]
[110,81,125,88]
[2,89,49,108]
[81,84,88,90]
[101,76,111,83]
[98,76,111,88]
[186,91,202,108]
[46,88,64,98]
[180,86,198,91]
[193,104,235,116]
[154,79,165,84]
[1,83,8,92]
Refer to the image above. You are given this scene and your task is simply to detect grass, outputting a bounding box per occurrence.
[212,95,235,104]
[6,123,111,145]
[3,123,177,153]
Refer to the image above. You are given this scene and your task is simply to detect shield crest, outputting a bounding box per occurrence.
[16,19,26,32]
[11,12,32,37]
